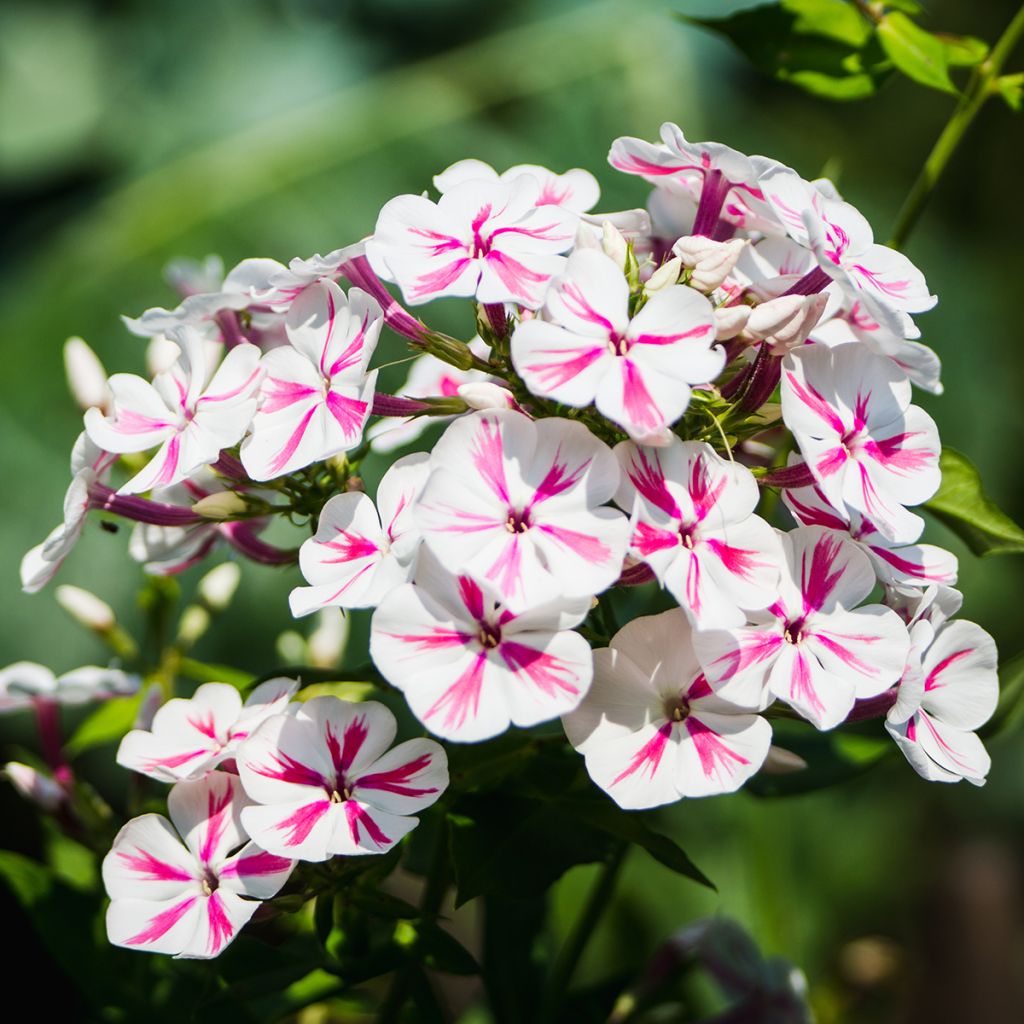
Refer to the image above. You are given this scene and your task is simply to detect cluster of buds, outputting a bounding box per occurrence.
[18,123,1000,956]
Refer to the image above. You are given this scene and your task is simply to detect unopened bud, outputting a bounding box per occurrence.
[760,745,809,774]
[133,683,164,731]
[64,337,111,414]
[457,381,515,411]
[308,609,350,669]
[629,426,674,448]
[673,236,746,292]
[198,563,241,611]
[145,335,181,377]
[713,304,751,341]
[193,490,248,520]
[176,605,211,647]
[746,293,827,354]
[56,585,115,632]
[644,257,682,296]
[276,630,307,665]
[4,762,64,812]
[601,222,629,270]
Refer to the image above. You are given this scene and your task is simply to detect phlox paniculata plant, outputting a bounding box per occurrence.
[10,124,1000,968]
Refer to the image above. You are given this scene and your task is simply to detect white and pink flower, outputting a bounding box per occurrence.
[563,609,772,808]
[117,679,297,783]
[511,250,722,441]
[237,697,447,862]
[886,617,998,785]
[781,343,941,542]
[433,159,600,213]
[289,453,428,617]
[693,526,910,730]
[85,328,261,495]
[370,553,593,742]
[240,281,380,480]
[614,440,780,628]
[103,773,294,958]
[415,410,630,612]
[366,176,576,308]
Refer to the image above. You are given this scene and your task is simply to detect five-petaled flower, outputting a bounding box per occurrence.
[370,552,593,741]
[237,697,447,862]
[103,773,294,958]
[415,410,631,612]
[563,609,772,808]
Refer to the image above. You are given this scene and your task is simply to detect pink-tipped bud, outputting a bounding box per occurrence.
[713,304,751,341]
[4,762,64,811]
[458,382,515,411]
[745,293,827,354]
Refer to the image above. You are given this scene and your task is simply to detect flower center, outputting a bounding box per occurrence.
[478,621,502,649]
[607,333,629,357]
[665,694,691,722]
[784,621,804,645]
[329,783,353,803]
[505,507,531,533]
[200,868,219,896]
[679,527,696,549]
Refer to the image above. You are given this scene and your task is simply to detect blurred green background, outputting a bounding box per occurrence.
[2,0,1023,1020]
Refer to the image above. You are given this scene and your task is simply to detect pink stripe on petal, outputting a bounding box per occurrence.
[325,391,367,436]
[425,654,486,730]
[559,282,617,333]
[142,748,211,771]
[711,631,783,680]
[688,459,727,522]
[525,345,606,390]
[200,785,235,864]
[704,539,768,582]
[117,849,194,883]
[788,650,826,718]
[625,450,679,518]
[153,435,182,488]
[869,545,953,583]
[268,404,319,476]
[633,521,679,557]
[631,324,713,347]
[621,361,664,432]
[470,418,509,503]
[612,721,673,785]
[800,532,846,616]
[810,631,879,677]
[327,317,368,377]
[274,800,331,847]
[249,751,325,788]
[205,892,234,954]
[260,379,318,415]
[538,524,612,563]
[785,372,845,436]
[200,367,261,405]
[485,250,549,303]
[344,801,391,847]
[500,641,580,699]
[114,410,175,434]
[126,896,197,946]
[531,449,591,505]
[924,649,972,692]
[457,576,486,622]
[327,715,370,775]
[410,258,474,300]
[384,628,471,653]
[685,717,749,779]
[484,536,524,601]
[322,532,380,563]
[356,752,438,797]
[318,288,338,377]
[220,851,293,878]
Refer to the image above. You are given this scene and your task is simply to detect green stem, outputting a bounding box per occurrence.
[888,4,1024,250]
[538,843,629,1024]
[376,820,450,1024]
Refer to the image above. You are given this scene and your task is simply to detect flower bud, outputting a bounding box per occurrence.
[133,683,164,731]
[601,222,629,270]
[673,236,746,292]
[457,381,515,411]
[176,606,211,647]
[644,257,682,296]
[63,337,111,414]
[713,304,751,341]
[198,563,241,611]
[193,490,249,520]
[55,585,115,632]
[309,609,350,669]
[746,293,827,354]
[760,745,809,774]
[145,334,181,377]
[4,762,64,811]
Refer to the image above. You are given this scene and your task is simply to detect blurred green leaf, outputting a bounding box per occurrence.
[179,657,257,690]
[981,649,1024,738]
[781,0,871,46]
[346,888,420,920]
[393,918,479,975]
[936,33,990,68]
[884,0,923,13]
[680,4,885,101]
[925,448,1024,557]
[65,691,143,758]
[877,11,956,94]
[997,72,1024,112]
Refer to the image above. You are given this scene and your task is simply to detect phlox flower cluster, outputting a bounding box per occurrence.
[19,123,1003,956]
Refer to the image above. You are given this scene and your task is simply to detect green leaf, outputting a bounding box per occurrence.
[997,73,1024,113]
[393,919,480,975]
[680,5,885,102]
[65,691,143,757]
[924,448,1024,557]
[877,11,956,94]
[781,0,871,47]
[936,33,990,68]
[884,0,923,13]
[981,649,1024,738]
[346,888,420,920]
[569,799,714,890]
[178,657,257,690]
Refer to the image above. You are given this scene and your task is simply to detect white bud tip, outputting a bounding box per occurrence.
[198,562,241,611]
[55,584,115,632]
[63,337,111,413]
[192,491,248,520]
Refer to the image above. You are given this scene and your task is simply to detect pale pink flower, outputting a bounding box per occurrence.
[782,466,957,589]
[103,773,294,958]
[511,250,722,440]
[117,679,297,783]
[780,343,941,542]
[366,176,576,308]
[415,410,630,612]
[237,697,447,862]
[562,609,772,808]
[433,159,600,213]
[760,169,935,331]
[693,527,910,730]
[370,552,593,741]
[886,618,998,785]
[240,281,380,480]
[4,762,65,811]
[289,454,428,617]
[85,328,261,495]
[614,440,780,628]
[0,662,138,713]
